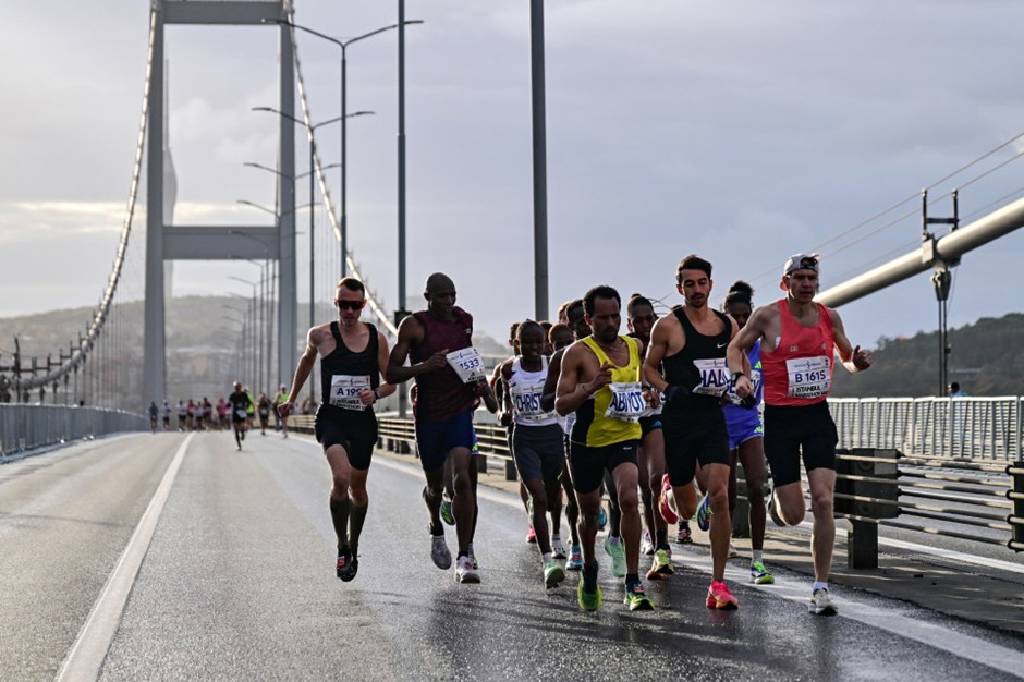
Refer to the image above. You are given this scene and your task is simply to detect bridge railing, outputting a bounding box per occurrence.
[0,404,148,456]
[830,396,1024,461]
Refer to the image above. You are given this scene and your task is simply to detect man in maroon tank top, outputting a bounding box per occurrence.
[388,273,496,584]
[728,254,872,615]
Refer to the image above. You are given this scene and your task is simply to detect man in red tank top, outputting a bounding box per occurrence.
[388,273,497,585]
[727,254,871,615]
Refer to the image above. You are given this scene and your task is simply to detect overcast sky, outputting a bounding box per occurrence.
[3,0,1023,347]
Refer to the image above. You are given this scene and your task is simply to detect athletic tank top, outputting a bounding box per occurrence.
[661,306,732,411]
[762,300,834,407]
[571,336,644,447]
[509,356,556,427]
[319,321,380,414]
[410,308,478,422]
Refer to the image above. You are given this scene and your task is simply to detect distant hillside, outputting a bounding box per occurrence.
[832,313,1024,398]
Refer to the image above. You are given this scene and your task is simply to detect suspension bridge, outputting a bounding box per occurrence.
[1,2,1023,680]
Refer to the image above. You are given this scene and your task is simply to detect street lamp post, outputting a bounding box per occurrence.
[274,18,422,278]
[252,107,372,404]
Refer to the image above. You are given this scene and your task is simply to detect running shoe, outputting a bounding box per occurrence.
[526,525,537,544]
[577,577,603,611]
[624,582,655,611]
[696,493,713,532]
[430,529,452,570]
[658,474,679,524]
[641,531,655,557]
[454,555,480,584]
[544,557,565,589]
[565,545,584,571]
[596,506,608,531]
[675,521,693,545]
[551,534,567,560]
[751,561,775,585]
[767,489,785,527]
[706,580,739,610]
[440,493,455,526]
[604,535,626,577]
[645,548,675,581]
[337,547,357,582]
[809,587,837,615]
[468,543,479,570]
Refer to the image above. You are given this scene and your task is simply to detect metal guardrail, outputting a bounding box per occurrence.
[0,404,148,455]
[830,396,1024,461]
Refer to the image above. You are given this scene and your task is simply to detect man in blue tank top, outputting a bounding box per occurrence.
[278,277,396,583]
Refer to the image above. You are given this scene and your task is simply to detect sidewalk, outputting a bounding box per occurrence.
[375,445,1024,638]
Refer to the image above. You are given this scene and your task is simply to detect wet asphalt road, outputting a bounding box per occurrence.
[2,432,1022,681]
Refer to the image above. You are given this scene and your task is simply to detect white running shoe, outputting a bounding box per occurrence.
[455,555,480,584]
[430,531,452,570]
[641,531,655,557]
[551,534,567,560]
[809,587,837,615]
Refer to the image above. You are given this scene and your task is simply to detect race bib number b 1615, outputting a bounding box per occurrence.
[786,356,831,399]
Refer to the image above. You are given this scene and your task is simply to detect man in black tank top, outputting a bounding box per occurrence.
[278,278,396,583]
[644,255,741,610]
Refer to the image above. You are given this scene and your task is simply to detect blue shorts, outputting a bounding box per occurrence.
[728,419,763,451]
[415,408,477,471]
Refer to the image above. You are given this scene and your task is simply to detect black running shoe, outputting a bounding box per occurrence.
[337,547,357,582]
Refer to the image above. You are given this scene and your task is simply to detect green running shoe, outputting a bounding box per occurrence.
[577,579,603,611]
[604,535,626,577]
[544,557,565,588]
[646,548,674,581]
[751,560,775,585]
[440,493,455,526]
[623,582,655,611]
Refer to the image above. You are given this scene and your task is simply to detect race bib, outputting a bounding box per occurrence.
[605,381,647,422]
[446,348,486,383]
[511,385,551,423]
[330,374,371,411]
[786,356,831,399]
[235,409,247,419]
[725,368,761,405]
[692,358,730,397]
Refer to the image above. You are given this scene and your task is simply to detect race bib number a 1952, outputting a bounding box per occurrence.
[786,356,831,399]
[446,348,486,383]
[330,374,371,411]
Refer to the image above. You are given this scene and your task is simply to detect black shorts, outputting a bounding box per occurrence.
[315,405,379,471]
[568,440,639,494]
[662,407,730,486]
[764,401,838,487]
[639,413,662,438]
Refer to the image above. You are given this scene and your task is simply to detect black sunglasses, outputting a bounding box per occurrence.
[337,300,365,311]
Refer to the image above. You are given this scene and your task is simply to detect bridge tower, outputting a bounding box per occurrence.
[144,0,297,401]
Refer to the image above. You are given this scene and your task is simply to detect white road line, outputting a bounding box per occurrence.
[374,456,1023,677]
[56,434,193,682]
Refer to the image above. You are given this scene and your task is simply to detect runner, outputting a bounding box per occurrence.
[257,392,271,436]
[627,293,673,580]
[160,399,171,430]
[541,320,583,571]
[177,400,187,431]
[556,285,655,611]
[721,281,774,585]
[498,320,566,588]
[387,272,495,584]
[204,398,214,430]
[194,398,205,431]
[645,255,740,610]
[148,401,158,433]
[729,254,872,614]
[217,397,229,431]
[245,389,256,430]
[493,322,535,543]
[276,385,290,438]
[228,382,249,450]
[186,399,196,431]
[278,277,396,582]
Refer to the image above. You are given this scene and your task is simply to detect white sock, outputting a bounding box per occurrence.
[552,533,561,544]
[542,551,552,562]
[752,549,764,564]
[813,581,829,592]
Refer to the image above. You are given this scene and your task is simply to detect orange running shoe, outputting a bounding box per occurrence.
[658,474,679,524]
[706,580,739,610]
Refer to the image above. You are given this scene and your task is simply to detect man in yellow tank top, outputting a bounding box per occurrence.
[556,285,657,612]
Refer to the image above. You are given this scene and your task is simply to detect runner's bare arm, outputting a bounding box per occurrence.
[386,315,448,383]
[642,317,672,393]
[555,344,611,416]
[540,348,563,412]
[830,308,872,373]
[728,307,768,397]
[363,331,397,404]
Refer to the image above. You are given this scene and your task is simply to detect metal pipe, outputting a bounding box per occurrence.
[529,0,549,320]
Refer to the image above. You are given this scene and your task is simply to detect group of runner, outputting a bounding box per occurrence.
[275,252,871,615]
[149,387,292,444]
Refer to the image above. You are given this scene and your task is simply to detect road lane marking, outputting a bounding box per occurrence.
[374,456,1023,676]
[56,434,193,682]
